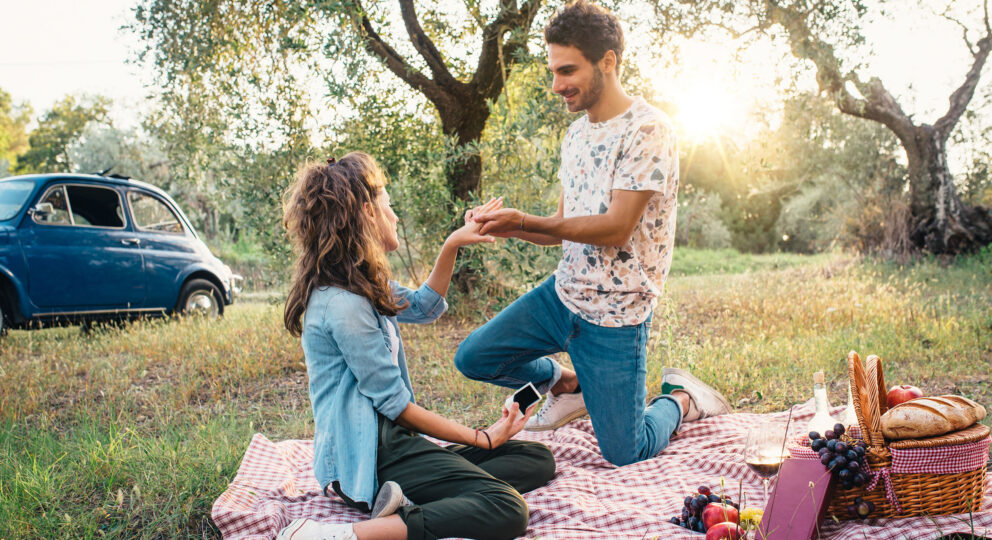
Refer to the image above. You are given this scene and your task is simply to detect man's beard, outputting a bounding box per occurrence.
[571,66,605,112]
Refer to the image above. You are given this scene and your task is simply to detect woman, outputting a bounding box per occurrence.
[278,153,556,540]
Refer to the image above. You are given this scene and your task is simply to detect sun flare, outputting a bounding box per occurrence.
[645,41,763,142]
[671,83,743,141]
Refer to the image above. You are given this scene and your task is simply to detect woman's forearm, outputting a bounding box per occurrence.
[422,240,459,298]
[394,402,485,448]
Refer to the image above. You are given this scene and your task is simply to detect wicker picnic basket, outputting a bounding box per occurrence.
[826,351,990,519]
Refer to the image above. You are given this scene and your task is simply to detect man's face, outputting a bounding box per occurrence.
[548,43,605,113]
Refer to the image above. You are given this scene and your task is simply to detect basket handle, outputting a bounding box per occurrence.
[864,354,888,445]
[848,351,888,449]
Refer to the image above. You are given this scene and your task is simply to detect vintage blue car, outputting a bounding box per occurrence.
[0,173,242,333]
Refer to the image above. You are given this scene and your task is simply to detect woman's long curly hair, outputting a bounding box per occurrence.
[283,152,405,336]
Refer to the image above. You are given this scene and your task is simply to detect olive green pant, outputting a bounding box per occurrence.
[375,415,556,540]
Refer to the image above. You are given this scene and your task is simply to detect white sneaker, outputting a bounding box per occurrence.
[276,518,357,540]
[371,480,412,518]
[524,390,587,431]
[661,367,731,422]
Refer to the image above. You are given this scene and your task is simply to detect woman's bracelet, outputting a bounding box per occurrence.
[519,214,525,230]
[474,428,493,450]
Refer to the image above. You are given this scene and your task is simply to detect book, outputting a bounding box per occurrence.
[756,458,835,540]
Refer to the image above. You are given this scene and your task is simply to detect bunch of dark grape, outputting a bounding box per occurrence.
[808,423,869,490]
[846,496,876,518]
[667,486,739,533]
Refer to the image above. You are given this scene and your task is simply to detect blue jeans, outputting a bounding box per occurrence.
[454,276,682,466]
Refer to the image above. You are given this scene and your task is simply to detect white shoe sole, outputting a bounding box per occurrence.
[662,367,732,412]
[371,481,405,519]
[524,406,588,432]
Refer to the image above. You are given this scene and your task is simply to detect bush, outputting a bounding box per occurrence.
[675,189,732,249]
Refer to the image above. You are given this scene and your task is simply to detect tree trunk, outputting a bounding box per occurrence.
[904,125,992,253]
[438,94,490,293]
[439,94,490,201]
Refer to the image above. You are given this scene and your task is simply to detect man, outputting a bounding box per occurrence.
[456,0,732,467]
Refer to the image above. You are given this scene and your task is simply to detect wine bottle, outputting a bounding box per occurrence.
[806,371,836,436]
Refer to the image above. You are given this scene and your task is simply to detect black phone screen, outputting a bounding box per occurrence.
[513,384,541,411]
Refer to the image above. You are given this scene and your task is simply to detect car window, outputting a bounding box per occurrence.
[0,180,34,220]
[65,185,125,228]
[128,191,184,234]
[33,185,72,225]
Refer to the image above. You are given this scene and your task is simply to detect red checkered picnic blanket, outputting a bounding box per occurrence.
[212,401,992,539]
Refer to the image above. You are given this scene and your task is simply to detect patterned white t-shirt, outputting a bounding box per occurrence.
[553,97,679,327]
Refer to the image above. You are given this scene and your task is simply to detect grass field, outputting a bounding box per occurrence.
[1,248,990,538]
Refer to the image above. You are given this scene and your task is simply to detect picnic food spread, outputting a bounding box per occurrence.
[786,350,990,524]
[880,395,987,440]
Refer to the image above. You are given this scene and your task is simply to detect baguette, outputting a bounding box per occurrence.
[880,395,987,440]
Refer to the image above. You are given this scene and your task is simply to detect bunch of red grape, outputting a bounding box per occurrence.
[808,423,869,490]
[667,486,739,533]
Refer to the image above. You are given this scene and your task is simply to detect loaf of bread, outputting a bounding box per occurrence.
[880,395,987,440]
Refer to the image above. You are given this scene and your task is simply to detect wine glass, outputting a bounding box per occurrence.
[744,421,791,501]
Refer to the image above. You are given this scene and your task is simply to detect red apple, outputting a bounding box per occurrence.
[705,522,745,540]
[886,385,924,409]
[701,503,740,530]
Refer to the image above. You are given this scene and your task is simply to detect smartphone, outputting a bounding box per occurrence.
[506,382,542,414]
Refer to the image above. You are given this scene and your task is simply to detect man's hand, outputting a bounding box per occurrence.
[465,196,503,224]
[475,208,526,236]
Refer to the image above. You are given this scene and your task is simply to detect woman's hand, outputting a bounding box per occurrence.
[447,220,497,248]
[479,402,538,449]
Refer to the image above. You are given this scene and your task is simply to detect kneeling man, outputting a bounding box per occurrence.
[457,0,731,466]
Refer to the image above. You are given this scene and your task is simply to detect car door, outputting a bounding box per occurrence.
[19,182,146,310]
[126,188,200,310]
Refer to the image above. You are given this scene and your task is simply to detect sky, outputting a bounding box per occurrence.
[0,0,149,126]
[0,0,986,149]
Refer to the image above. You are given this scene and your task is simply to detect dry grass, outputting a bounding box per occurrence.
[0,250,989,538]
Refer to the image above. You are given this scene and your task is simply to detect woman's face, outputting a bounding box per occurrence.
[373,188,400,252]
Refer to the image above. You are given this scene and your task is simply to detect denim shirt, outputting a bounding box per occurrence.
[301,281,447,508]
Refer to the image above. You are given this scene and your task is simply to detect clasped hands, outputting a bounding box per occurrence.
[448,196,526,249]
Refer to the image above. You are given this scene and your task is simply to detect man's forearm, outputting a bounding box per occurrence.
[523,213,630,247]
[502,229,562,246]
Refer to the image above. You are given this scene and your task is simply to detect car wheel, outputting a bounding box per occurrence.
[176,279,224,318]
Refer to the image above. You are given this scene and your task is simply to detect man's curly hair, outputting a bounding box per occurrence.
[544,0,624,68]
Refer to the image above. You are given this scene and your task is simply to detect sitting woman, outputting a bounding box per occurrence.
[278,152,556,540]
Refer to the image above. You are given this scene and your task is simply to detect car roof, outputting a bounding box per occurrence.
[2,173,199,237]
[1,173,172,199]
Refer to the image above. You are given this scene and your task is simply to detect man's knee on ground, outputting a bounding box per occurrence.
[600,445,642,468]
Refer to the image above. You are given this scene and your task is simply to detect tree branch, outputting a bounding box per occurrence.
[764,0,916,144]
[985,0,991,38]
[471,0,541,99]
[934,32,991,142]
[397,0,458,86]
[940,3,977,54]
[341,0,445,103]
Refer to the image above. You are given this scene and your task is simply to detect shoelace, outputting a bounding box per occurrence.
[534,394,567,421]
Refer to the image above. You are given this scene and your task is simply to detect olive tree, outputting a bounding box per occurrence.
[651,0,992,254]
